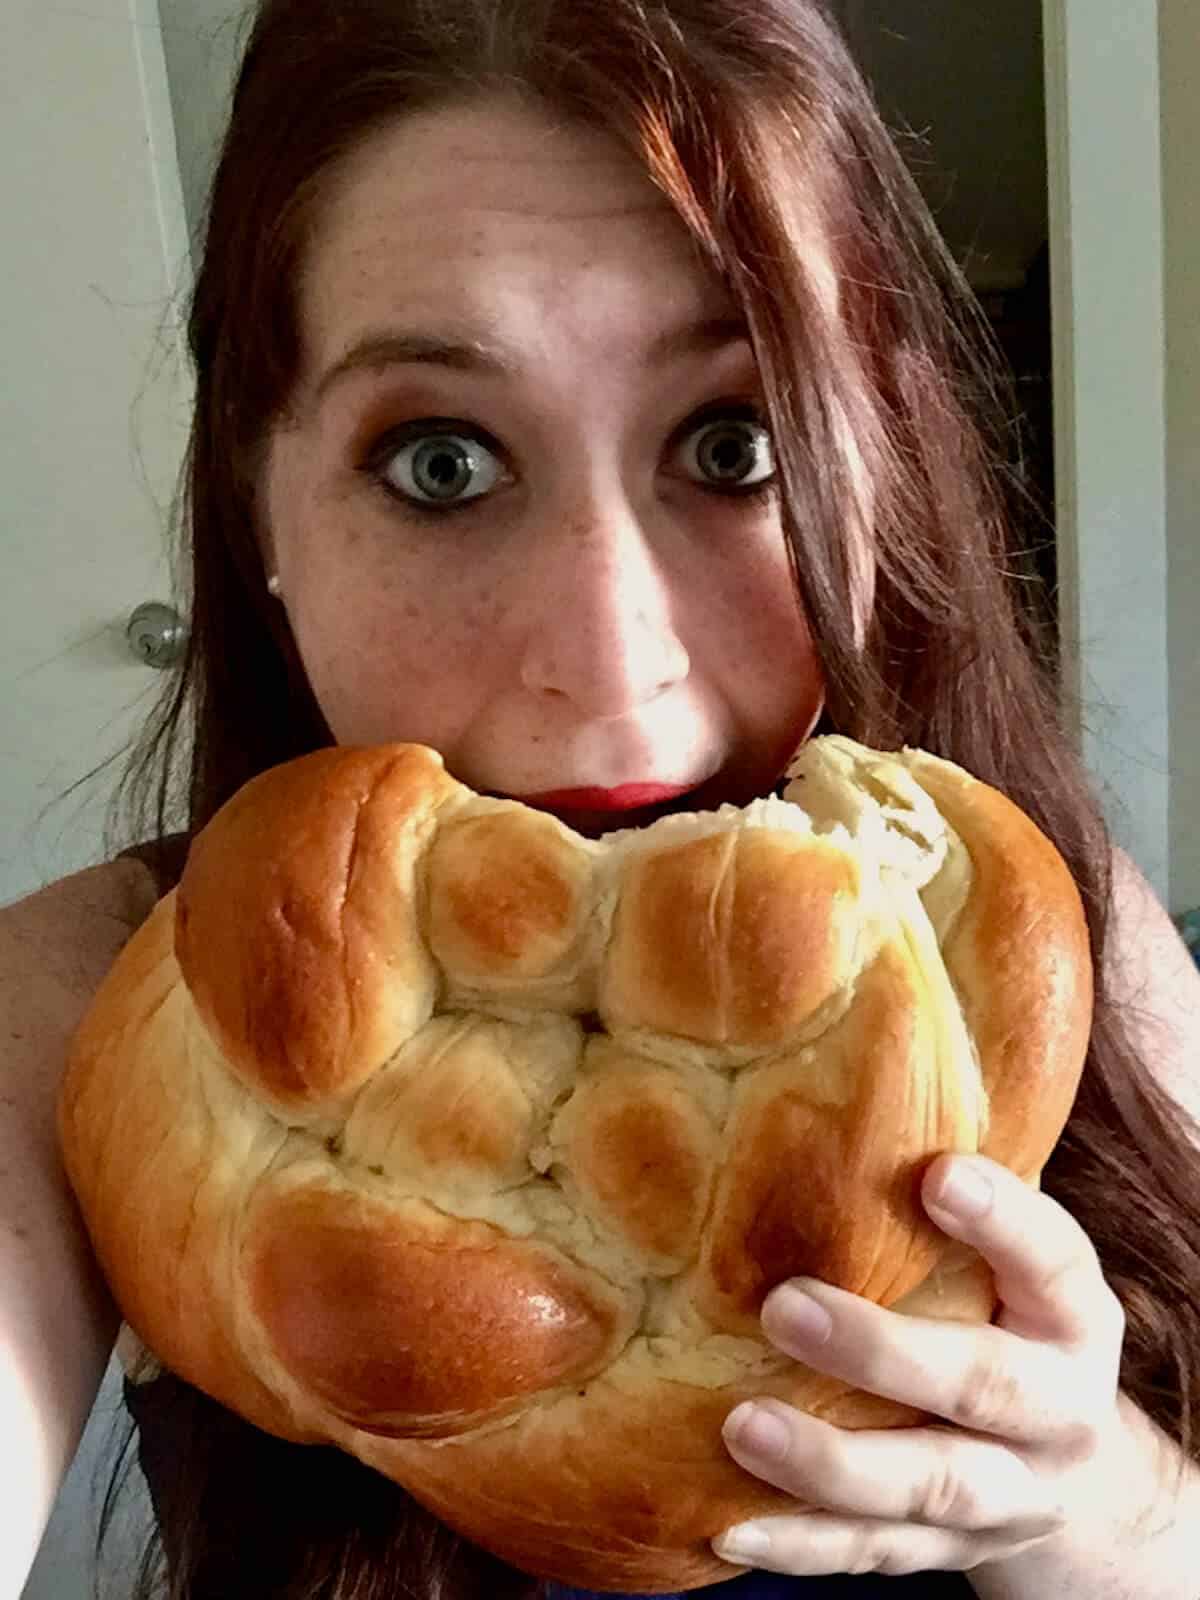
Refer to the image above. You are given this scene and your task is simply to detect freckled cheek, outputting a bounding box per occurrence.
[703,549,825,758]
[753,607,825,727]
[710,550,821,678]
[291,564,517,746]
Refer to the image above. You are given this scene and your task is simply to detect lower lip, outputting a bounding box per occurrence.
[518,784,696,813]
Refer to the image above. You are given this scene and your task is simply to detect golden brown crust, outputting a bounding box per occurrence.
[426,806,594,983]
[697,939,982,1335]
[58,737,1093,1591]
[59,894,305,1442]
[603,829,863,1049]
[353,1248,996,1592]
[550,1040,721,1272]
[244,1182,637,1437]
[175,745,462,1114]
[896,750,1094,1180]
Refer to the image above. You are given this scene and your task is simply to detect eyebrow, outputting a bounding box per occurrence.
[312,315,752,404]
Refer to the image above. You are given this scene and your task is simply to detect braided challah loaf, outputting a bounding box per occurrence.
[59,736,1092,1592]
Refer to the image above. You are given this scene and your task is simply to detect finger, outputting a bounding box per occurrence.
[920,1154,1124,1349]
[720,1400,1066,1535]
[710,1507,1050,1578]
[760,1279,1084,1442]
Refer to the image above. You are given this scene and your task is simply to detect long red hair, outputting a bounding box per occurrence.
[103,2,1199,1595]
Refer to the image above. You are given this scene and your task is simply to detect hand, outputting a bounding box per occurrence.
[710,1154,1130,1578]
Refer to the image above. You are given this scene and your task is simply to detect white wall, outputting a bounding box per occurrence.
[1161,0,1200,915]
[1044,0,1173,903]
[158,0,250,247]
[15,0,190,1586]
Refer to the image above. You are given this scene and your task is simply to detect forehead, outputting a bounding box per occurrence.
[293,96,739,370]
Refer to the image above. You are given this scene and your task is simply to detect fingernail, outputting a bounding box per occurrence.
[933,1160,993,1219]
[713,1521,772,1563]
[769,1284,834,1346]
[725,1401,790,1461]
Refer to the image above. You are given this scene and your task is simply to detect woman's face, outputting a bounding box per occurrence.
[264,96,824,834]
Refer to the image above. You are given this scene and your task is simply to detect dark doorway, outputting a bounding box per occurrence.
[834,2,1057,653]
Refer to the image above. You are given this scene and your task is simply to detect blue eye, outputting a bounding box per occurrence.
[371,427,507,508]
[362,406,778,519]
[680,415,776,489]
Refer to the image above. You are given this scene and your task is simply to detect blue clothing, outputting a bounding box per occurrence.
[1176,908,1200,969]
[547,1570,974,1597]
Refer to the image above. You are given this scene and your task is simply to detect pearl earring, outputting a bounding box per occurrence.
[267,573,282,599]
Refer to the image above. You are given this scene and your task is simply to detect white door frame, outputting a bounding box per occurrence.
[1043,0,1171,901]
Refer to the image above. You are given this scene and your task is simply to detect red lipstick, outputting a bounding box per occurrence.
[518,783,695,812]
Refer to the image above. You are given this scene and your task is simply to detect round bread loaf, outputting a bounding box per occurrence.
[59,736,1093,1592]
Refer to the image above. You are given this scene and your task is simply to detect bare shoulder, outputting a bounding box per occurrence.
[1,854,159,976]
[0,857,160,1135]
[0,858,160,1579]
[1105,847,1200,1133]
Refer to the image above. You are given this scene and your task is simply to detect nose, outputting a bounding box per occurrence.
[518,496,691,719]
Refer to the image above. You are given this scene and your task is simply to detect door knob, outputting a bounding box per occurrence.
[126,602,188,669]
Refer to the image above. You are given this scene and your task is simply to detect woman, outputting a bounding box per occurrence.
[6,1,1199,1596]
